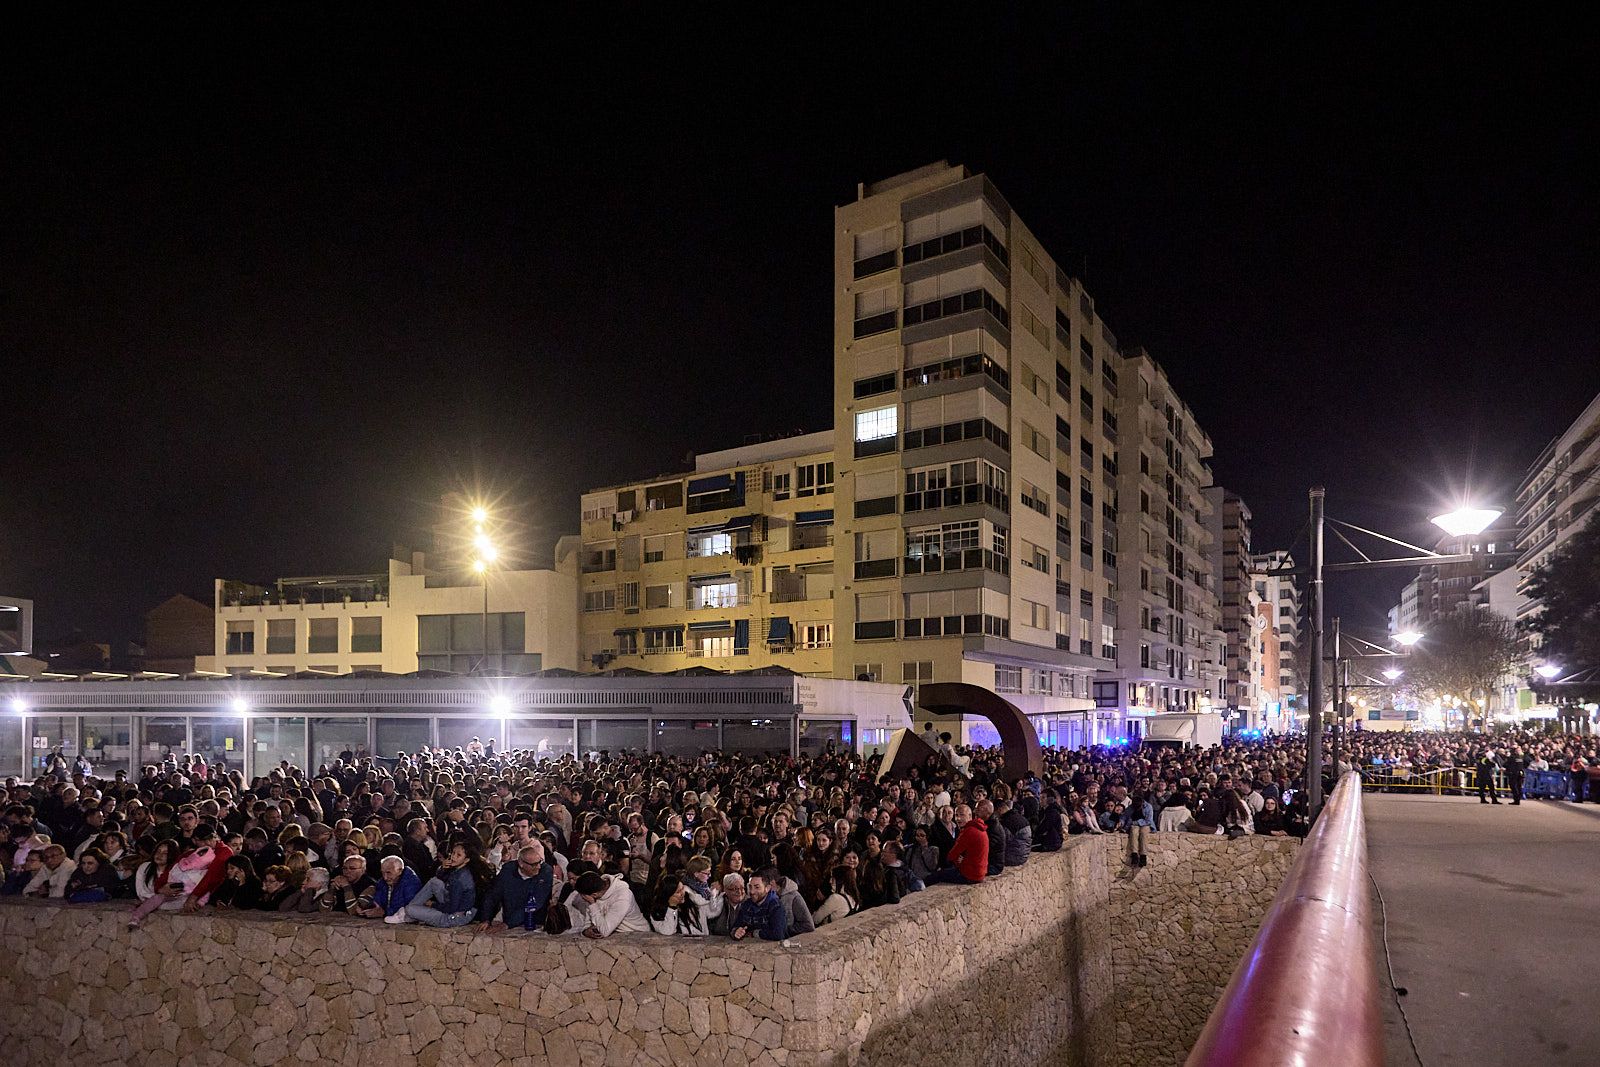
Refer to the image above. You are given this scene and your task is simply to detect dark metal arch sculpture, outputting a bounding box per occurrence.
[916,681,1043,782]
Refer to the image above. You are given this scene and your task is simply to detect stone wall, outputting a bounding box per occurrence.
[0,833,1292,1067]
[1102,834,1301,1067]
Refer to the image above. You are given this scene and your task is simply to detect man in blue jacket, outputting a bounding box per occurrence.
[353,856,420,919]
[480,842,555,933]
[730,868,788,941]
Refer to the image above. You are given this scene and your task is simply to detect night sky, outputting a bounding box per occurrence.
[5,10,1596,650]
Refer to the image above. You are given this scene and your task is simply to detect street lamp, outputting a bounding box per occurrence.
[1535,663,1563,680]
[9,697,25,714]
[469,507,498,673]
[1430,506,1503,538]
[1393,630,1424,647]
[231,697,250,714]
[1382,668,1403,681]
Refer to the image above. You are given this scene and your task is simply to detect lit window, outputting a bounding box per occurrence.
[855,406,898,442]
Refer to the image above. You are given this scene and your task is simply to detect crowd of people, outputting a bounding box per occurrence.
[2,725,1590,941]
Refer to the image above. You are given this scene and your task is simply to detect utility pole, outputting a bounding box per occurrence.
[1307,487,1326,817]
[1331,615,1342,771]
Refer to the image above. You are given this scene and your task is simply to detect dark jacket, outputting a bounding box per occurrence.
[985,816,1008,876]
[732,889,788,941]
[1000,808,1032,867]
[481,860,555,928]
[1035,802,1065,852]
[402,838,438,881]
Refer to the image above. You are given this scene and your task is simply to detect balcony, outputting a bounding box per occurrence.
[853,559,898,581]
[903,548,1010,578]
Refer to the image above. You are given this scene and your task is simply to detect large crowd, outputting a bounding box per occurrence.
[1,725,1593,939]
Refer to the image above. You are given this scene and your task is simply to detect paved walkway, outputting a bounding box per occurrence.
[1365,792,1600,1067]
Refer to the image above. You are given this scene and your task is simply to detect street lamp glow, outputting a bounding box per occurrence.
[9,697,25,714]
[1393,630,1424,647]
[1535,663,1563,680]
[490,694,511,715]
[1430,506,1502,538]
[472,559,488,575]
[470,506,489,524]
[473,532,494,554]
[231,697,249,714]
[1382,668,1403,681]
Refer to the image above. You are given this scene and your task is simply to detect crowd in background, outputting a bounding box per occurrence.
[3,725,1586,939]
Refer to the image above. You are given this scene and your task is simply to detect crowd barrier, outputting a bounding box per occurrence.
[1359,765,1578,798]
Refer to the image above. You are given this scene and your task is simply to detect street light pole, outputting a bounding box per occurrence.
[1330,615,1342,771]
[1307,486,1326,817]
[481,570,490,673]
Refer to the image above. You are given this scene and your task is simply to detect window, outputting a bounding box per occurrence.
[616,631,638,656]
[905,459,1009,514]
[645,584,681,610]
[902,587,1007,640]
[581,496,616,523]
[643,534,670,563]
[1023,599,1051,629]
[1022,422,1050,459]
[695,634,735,658]
[854,529,898,580]
[1020,541,1049,572]
[902,660,935,702]
[853,226,898,278]
[1018,303,1050,348]
[771,472,792,500]
[994,665,1023,693]
[853,372,897,399]
[581,541,617,573]
[852,663,883,683]
[618,582,640,610]
[644,628,684,655]
[855,592,895,640]
[854,406,898,458]
[854,468,900,518]
[801,622,833,649]
[308,618,338,654]
[351,616,382,654]
[686,530,733,558]
[225,621,254,655]
[644,482,683,512]
[1019,479,1050,517]
[583,589,616,613]
[690,580,741,610]
[266,619,295,655]
[853,286,898,338]
[416,612,527,672]
[796,461,834,497]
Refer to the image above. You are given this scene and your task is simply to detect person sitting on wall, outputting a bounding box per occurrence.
[352,856,420,920]
[706,873,745,936]
[320,855,376,914]
[209,855,263,910]
[928,804,988,885]
[63,847,115,903]
[395,842,478,927]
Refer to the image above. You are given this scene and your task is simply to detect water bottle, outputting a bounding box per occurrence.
[524,891,538,931]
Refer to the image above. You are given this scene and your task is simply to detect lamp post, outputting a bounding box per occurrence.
[1301,492,1498,818]
[469,507,498,673]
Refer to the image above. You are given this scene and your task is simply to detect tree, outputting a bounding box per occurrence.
[1400,610,1524,723]
[1521,510,1600,697]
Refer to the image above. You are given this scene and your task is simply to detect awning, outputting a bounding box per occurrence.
[688,620,732,632]
[688,473,735,496]
[723,514,757,531]
[767,617,792,642]
[612,627,638,636]
[642,624,683,634]
[687,523,724,535]
[794,509,834,526]
[690,572,733,583]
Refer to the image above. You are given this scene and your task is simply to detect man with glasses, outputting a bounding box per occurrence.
[321,855,375,913]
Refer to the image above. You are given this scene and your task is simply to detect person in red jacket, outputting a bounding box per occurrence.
[924,805,987,885]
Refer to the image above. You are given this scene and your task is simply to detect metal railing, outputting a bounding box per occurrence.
[1186,772,1383,1067]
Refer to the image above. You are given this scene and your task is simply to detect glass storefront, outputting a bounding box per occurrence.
[192,718,245,776]
[29,715,76,775]
[506,717,576,757]
[723,718,791,757]
[309,716,371,769]
[141,716,188,767]
[653,719,720,758]
[80,715,133,778]
[375,717,432,758]
[253,716,307,773]
[579,718,648,755]
[436,717,502,754]
[0,717,24,779]
[797,718,848,757]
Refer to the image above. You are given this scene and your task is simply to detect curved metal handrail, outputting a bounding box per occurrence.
[1185,771,1383,1067]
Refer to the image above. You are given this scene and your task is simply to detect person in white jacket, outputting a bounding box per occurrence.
[574,871,649,938]
[24,844,76,899]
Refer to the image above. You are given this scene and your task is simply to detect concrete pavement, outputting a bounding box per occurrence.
[1365,792,1600,1067]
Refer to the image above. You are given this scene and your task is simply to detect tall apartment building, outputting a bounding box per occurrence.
[830,161,1222,744]
[1251,550,1302,712]
[576,432,839,676]
[1418,522,1520,623]
[196,553,578,677]
[1205,486,1263,725]
[1514,389,1600,630]
[1114,352,1225,719]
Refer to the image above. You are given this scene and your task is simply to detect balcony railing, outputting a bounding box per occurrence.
[903,548,1009,578]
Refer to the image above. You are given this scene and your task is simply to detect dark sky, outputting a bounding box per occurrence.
[4,9,1596,648]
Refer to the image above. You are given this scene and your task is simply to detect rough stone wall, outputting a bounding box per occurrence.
[0,833,1291,1067]
[1100,834,1301,1067]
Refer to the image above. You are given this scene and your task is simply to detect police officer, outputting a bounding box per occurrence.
[1504,748,1526,805]
[1476,748,1502,805]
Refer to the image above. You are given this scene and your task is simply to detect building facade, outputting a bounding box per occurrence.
[196,553,579,677]
[825,161,1224,745]
[1515,389,1600,631]
[142,594,215,675]
[1205,487,1263,727]
[1250,550,1302,714]
[0,673,913,779]
[576,432,838,677]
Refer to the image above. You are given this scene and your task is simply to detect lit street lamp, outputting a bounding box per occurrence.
[1393,630,1424,647]
[1382,668,1403,681]
[1430,506,1504,538]
[1535,663,1563,680]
